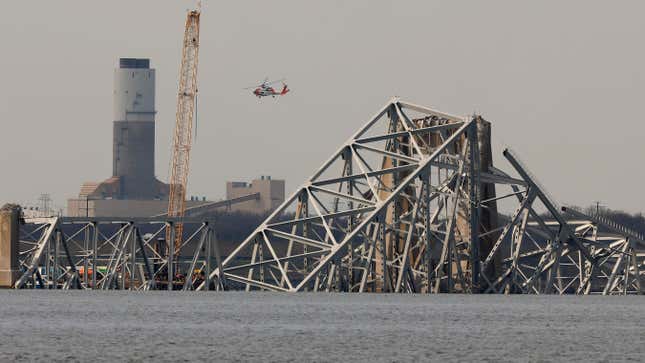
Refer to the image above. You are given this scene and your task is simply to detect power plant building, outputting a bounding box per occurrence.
[67,58,284,217]
[226,176,285,214]
[111,58,168,200]
[67,58,170,217]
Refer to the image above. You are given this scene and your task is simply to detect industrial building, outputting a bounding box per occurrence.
[67,58,169,217]
[67,58,284,217]
[226,176,285,214]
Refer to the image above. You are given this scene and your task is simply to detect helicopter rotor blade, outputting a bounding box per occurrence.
[243,78,287,91]
[264,78,286,85]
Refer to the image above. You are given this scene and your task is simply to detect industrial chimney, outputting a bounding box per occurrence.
[67,58,170,217]
[112,58,157,199]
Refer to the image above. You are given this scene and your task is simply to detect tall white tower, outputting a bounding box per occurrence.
[112,58,160,199]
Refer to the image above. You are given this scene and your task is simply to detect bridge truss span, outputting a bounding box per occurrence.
[13,98,642,294]
[15,217,226,291]
[204,98,643,294]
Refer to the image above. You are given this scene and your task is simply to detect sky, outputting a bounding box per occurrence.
[0,1,644,213]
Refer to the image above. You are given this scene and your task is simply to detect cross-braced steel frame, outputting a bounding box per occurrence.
[14,99,642,294]
[202,98,643,294]
[15,217,226,290]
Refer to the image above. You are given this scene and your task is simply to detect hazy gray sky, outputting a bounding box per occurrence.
[1,1,644,213]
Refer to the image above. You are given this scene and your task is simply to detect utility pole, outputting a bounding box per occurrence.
[593,200,603,216]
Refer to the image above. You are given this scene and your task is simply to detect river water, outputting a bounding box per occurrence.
[0,291,642,362]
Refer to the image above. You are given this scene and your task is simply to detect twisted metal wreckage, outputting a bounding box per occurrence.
[16,99,643,294]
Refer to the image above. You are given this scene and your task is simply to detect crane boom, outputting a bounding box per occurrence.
[167,9,201,248]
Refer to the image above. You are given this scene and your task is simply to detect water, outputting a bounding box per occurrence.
[0,292,642,362]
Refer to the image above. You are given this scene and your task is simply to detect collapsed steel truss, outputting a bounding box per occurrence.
[14,99,643,294]
[202,98,643,294]
[15,217,226,290]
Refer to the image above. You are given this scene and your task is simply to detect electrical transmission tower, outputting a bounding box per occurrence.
[38,193,52,217]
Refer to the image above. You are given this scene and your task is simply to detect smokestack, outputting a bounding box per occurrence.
[112,58,157,199]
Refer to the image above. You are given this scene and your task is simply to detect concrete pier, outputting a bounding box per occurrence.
[0,204,20,288]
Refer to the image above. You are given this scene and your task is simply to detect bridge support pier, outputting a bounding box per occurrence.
[0,204,20,288]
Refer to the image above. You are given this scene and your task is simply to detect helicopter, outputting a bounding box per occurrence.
[245,78,290,99]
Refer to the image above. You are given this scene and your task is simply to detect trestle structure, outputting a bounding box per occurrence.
[202,98,643,294]
[14,217,226,290]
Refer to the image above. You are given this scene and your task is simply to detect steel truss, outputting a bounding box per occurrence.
[15,217,226,291]
[203,98,643,294]
[14,99,641,294]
